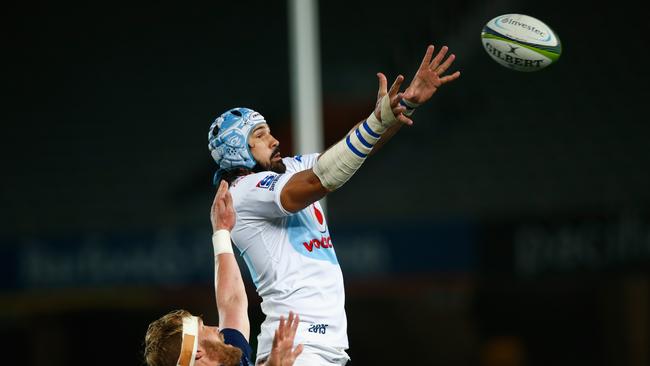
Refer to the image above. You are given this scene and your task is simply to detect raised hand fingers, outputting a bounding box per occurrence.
[211,189,219,211]
[429,46,449,70]
[217,182,228,211]
[211,183,223,215]
[272,329,279,348]
[418,45,435,71]
[389,92,407,116]
[224,189,233,211]
[289,312,299,337]
[435,53,456,76]
[388,75,404,97]
[292,344,304,360]
[214,181,225,204]
[389,77,406,111]
[376,72,388,98]
[440,70,461,84]
[278,315,286,337]
[284,317,303,364]
[216,180,228,200]
[397,113,414,126]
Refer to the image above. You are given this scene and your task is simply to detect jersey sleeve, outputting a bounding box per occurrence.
[231,172,294,218]
[230,153,320,219]
[221,328,253,366]
[282,153,320,172]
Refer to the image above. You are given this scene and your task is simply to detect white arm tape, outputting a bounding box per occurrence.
[366,93,399,134]
[212,229,234,255]
[313,95,397,191]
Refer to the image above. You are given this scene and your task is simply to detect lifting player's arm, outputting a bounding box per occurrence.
[280,45,460,213]
[212,181,304,365]
[211,180,250,339]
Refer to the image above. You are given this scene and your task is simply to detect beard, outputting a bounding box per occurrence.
[253,146,287,174]
[202,338,242,366]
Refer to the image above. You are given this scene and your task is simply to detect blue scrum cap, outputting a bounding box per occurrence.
[208,107,267,183]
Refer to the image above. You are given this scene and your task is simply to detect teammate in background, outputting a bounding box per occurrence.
[207,45,460,365]
[144,181,303,366]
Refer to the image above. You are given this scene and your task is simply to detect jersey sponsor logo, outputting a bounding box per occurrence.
[303,236,333,252]
[307,323,328,334]
[256,174,281,191]
[287,205,338,265]
[293,155,302,162]
[310,204,327,233]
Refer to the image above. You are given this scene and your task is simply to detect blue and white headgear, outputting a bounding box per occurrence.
[208,107,267,184]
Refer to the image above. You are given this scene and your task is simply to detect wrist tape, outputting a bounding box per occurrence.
[399,99,420,116]
[212,229,233,255]
[367,92,399,133]
[314,95,396,191]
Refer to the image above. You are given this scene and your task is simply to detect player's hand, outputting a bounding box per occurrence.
[210,180,236,232]
[373,72,413,126]
[265,312,303,366]
[402,45,460,105]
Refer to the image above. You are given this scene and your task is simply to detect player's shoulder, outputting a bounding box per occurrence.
[282,153,320,172]
[230,171,275,189]
[229,172,284,199]
[221,328,253,365]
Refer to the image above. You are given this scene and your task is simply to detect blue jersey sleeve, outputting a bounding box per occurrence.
[221,328,253,366]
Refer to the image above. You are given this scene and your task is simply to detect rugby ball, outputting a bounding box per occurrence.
[481,14,562,72]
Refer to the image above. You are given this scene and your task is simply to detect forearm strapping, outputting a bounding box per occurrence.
[313,94,398,191]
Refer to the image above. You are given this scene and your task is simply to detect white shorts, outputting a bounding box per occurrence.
[257,344,349,366]
[292,351,349,366]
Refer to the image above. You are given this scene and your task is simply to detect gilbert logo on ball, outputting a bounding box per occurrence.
[481,14,562,72]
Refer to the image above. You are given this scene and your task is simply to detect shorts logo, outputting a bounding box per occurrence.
[308,324,328,334]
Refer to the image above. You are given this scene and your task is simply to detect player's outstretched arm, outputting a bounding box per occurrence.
[348,44,460,132]
[349,72,411,156]
[263,312,304,366]
[279,73,407,212]
[400,45,460,113]
[279,46,460,213]
[211,180,250,340]
[367,45,461,154]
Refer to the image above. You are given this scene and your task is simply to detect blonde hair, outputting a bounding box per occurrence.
[144,309,243,366]
[144,309,191,366]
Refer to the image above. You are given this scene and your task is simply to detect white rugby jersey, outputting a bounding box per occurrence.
[229,153,348,362]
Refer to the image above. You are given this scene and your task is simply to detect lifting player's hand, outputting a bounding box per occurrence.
[211,180,236,232]
[402,45,461,106]
[373,72,412,126]
[265,311,303,366]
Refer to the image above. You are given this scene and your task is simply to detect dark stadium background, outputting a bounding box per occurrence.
[3,0,649,365]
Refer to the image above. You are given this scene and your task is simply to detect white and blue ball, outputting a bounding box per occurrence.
[481,14,562,72]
